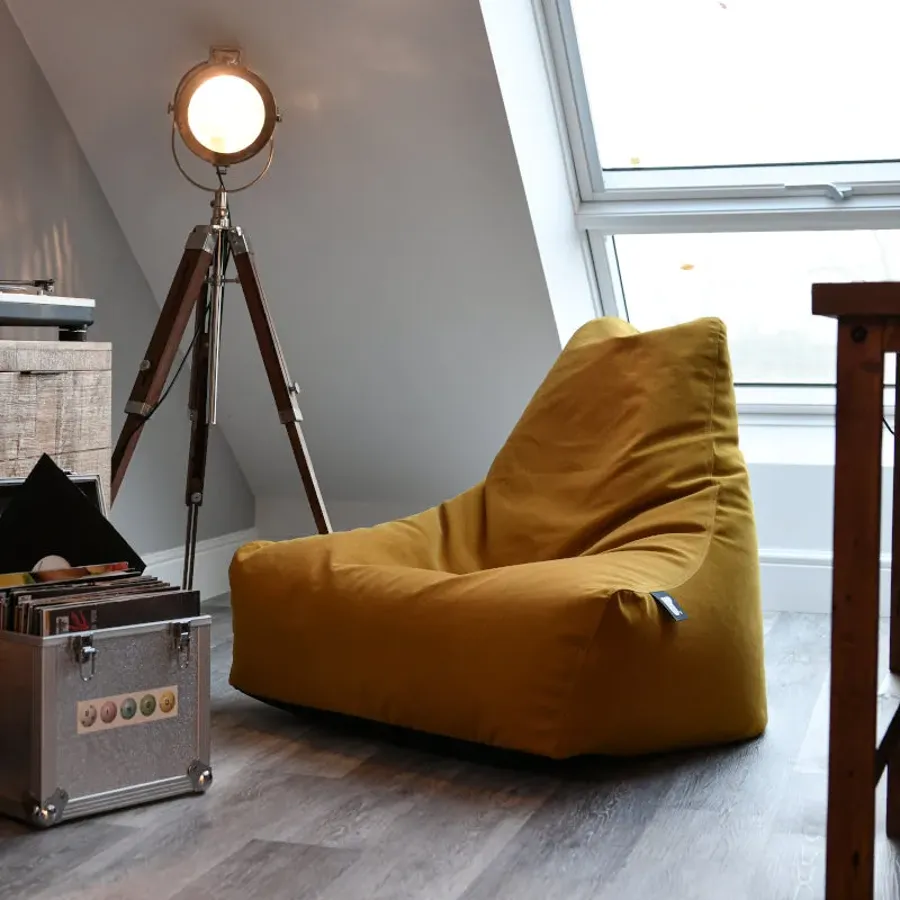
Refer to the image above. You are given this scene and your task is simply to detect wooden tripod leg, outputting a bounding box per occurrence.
[183,291,211,590]
[111,228,214,503]
[229,226,332,535]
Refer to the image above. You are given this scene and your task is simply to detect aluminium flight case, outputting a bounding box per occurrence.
[0,615,212,827]
[0,471,213,827]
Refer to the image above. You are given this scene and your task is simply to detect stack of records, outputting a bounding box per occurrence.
[0,455,199,636]
[0,562,199,636]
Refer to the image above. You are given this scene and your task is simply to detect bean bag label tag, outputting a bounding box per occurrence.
[76,685,178,734]
[650,591,688,622]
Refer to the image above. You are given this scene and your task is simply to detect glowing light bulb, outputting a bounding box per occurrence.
[187,74,266,155]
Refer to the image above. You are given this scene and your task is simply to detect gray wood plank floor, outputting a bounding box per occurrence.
[3,598,900,899]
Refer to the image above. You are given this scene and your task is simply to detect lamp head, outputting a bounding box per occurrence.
[170,47,279,169]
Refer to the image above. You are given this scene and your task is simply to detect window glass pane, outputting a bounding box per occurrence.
[614,230,900,385]
[570,0,900,169]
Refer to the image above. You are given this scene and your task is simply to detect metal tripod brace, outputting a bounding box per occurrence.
[110,186,332,588]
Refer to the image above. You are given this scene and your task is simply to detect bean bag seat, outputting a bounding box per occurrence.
[229,317,767,758]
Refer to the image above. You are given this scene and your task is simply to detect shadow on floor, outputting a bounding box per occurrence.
[240,690,761,786]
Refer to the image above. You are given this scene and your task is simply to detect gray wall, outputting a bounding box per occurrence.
[0,2,254,554]
[8,0,563,533]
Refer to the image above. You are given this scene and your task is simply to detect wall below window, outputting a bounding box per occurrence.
[747,422,896,615]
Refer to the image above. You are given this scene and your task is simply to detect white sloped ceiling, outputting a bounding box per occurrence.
[7,0,561,509]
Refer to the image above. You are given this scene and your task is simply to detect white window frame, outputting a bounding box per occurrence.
[537,0,900,412]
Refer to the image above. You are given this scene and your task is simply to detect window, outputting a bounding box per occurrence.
[541,0,900,391]
[615,230,900,385]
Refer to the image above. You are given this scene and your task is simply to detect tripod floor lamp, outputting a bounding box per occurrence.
[110,47,332,589]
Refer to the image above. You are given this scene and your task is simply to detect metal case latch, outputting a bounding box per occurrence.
[173,621,192,669]
[72,635,97,682]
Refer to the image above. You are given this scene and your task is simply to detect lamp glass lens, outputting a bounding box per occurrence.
[186,74,266,155]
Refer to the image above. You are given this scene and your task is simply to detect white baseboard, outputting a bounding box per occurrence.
[141,528,257,601]
[760,547,891,616]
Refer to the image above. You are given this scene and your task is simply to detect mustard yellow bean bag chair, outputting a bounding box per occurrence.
[229,317,767,758]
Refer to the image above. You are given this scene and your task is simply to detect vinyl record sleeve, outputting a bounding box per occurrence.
[0,454,145,575]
